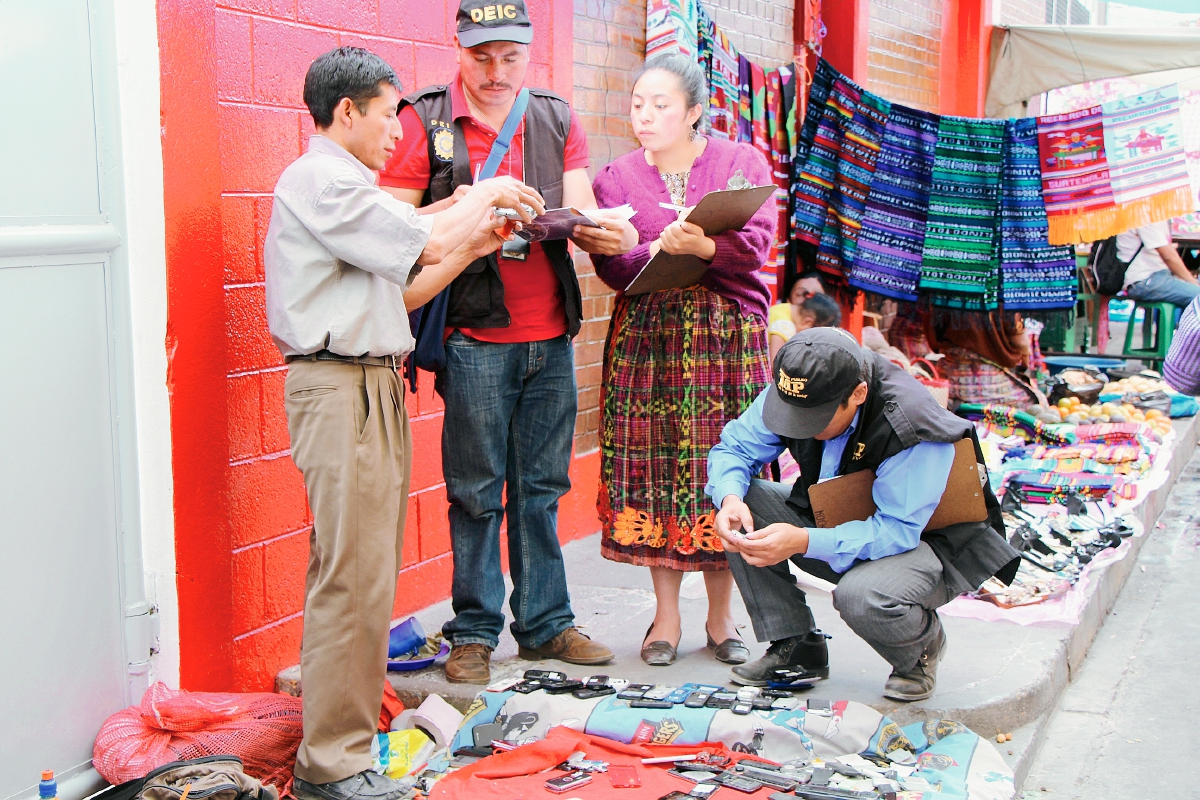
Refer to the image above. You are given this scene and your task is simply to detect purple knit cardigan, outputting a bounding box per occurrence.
[590,136,776,323]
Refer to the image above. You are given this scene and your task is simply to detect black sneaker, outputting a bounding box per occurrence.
[729,630,831,686]
[294,770,411,800]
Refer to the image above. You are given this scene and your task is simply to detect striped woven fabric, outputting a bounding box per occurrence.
[814,89,891,282]
[919,116,1006,310]
[737,54,753,143]
[849,104,938,301]
[1164,295,1200,395]
[795,58,834,167]
[999,118,1077,310]
[792,73,862,245]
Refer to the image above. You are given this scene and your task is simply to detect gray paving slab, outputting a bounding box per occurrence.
[277,414,1199,794]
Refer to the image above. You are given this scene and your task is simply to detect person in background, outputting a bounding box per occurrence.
[927,311,1043,407]
[267,47,540,800]
[768,287,842,362]
[380,0,636,686]
[589,53,776,667]
[1164,295,1200,395]
[1120,221,1200,308]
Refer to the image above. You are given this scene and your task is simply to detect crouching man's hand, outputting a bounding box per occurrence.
[736,523,809,567]
[714,495,754,555]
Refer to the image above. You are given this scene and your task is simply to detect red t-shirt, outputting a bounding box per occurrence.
[381,76,590,343]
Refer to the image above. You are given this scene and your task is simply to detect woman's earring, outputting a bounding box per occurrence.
[689,127,697,142]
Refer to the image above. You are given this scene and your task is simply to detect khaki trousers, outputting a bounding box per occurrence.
[285,360,411,784]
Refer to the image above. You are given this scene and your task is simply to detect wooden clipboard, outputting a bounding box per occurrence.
[624,184,777,296]
[807,438,988,530]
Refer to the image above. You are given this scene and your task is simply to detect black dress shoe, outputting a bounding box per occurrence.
[729,630,831,686]
[883,626,946,702]
[706,627,750,665]
[640,624,679,666]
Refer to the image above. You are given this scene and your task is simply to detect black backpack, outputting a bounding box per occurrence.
[1089,235,1143,296]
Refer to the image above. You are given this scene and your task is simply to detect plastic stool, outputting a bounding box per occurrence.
[1121,301,1177,368]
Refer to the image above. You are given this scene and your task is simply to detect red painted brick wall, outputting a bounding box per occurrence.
[197,0,581,691]
[865,0,943,112]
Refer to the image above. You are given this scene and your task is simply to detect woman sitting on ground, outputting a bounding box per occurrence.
[767,288,842,361]
[927,311,1044,407]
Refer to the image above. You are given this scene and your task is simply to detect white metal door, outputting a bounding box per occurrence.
[0,1,151,797]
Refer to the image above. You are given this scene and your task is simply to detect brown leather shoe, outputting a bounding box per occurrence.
[445,643,493,684]
[518,627,613,665]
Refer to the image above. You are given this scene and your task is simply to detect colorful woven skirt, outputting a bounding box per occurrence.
[849,104,938,301]
[599,287,768,571]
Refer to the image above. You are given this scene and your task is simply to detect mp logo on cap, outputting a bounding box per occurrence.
[777,370,808,398]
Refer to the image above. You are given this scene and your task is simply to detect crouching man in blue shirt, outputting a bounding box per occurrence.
[707,328,1018,701]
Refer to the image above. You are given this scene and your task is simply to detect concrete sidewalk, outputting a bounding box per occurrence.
[278,413,1198,793]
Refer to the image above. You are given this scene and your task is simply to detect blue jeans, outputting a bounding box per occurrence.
[1126,269,1200,308]
[438,332,578,649]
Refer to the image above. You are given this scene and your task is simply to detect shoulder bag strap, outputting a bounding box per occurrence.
[476,88,529,181]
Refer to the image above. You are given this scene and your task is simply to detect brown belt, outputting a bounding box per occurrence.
[285,350,400,370]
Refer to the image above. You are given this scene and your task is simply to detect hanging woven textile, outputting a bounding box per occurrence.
[646,0,698,57]
[737,55,753,144]
[1036,105,1116,245]
[814,88,891,283]
[849,104,938,301]
[765,68,791,284]
[795,58,834,169]
[1100,83,1194,235]
[999,118,1077,310]
[919,116,1006,310]
[793,73,862,246]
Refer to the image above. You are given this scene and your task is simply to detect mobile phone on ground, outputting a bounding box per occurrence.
[545,771,592,793]
[643,685,675,700]
[684,691,712,708]
[630,698,673,709]
[618,683,654,700]
[524,669,567,682]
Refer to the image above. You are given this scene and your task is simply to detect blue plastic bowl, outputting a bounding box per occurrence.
[1043,355,1127,374]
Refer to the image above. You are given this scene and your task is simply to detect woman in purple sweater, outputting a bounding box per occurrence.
[589,53,775,666]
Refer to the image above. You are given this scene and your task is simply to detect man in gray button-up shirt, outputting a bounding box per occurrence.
[265,47,544,800]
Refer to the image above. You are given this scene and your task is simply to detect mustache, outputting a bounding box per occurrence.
[478,82,511,91]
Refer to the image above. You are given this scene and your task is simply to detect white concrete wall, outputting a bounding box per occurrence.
[113,0,178,688]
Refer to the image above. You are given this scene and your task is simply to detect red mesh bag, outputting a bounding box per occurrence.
[93,682,303,791]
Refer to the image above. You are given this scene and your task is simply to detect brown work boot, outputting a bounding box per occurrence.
[444,643,493,684]
[518,627,613,665]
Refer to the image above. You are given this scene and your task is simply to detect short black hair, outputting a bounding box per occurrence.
[797,293,842,328]
[303,47,402,129]
[838,359,871,407]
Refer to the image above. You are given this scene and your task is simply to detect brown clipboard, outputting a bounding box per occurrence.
[624,184,777,296]
[807,438,988,530]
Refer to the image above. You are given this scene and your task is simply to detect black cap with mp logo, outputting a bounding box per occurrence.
[457,0,534,47]
[762,327,866,440]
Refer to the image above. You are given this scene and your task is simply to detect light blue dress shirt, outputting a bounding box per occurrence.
[705,389,956,573]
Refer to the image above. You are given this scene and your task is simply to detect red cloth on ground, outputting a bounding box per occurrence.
[378,681,405,733]
[431,726,779,798]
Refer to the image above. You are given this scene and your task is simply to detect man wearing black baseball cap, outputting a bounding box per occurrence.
[706,328,1019,701]
[381,0,636,685]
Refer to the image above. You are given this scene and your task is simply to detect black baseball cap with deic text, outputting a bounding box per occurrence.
[762,327,866,440]
[457,0,534,47]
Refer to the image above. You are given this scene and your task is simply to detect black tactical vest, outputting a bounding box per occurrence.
[779,351,1020,594]
[400,85,582,336]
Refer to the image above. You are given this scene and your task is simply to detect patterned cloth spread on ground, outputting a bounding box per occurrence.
[919,116,1006,310]
[1100,83,1194,233]
[999,118,1077,310]
[443,692,1015,800]
[1006,470,1135,503]
[815,88,891,284]
[956,403,1077,446]
[849,104,938,301]
[1036,105,1116,245]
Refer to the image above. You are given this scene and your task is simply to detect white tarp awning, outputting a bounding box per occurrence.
[985,25,1200,118]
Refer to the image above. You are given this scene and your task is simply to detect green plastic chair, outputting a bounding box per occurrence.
[1121,300,1177,369]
